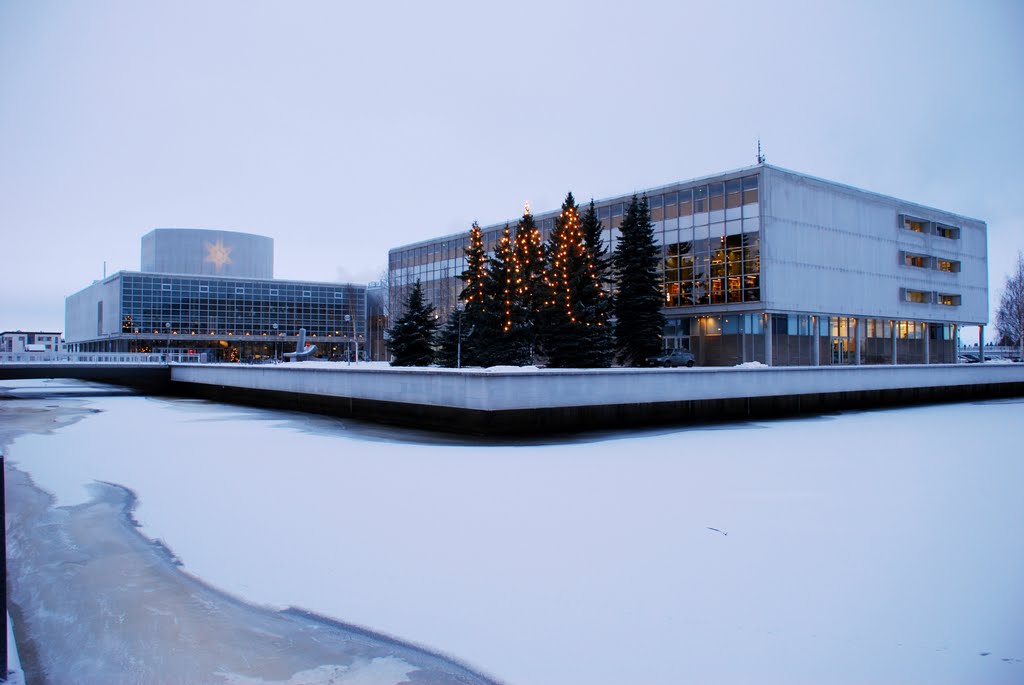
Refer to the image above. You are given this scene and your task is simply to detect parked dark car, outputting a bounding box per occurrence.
[958,353,981,364]
[647,349,696,368]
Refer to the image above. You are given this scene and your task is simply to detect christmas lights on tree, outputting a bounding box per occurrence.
[543,193,614,367]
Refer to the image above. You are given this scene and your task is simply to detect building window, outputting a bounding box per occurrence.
[235,287,245,295]
[162,283,172,291]
[936,258,961,273]
[199,285,209,293]
[904,289,931,304]
[903,253,930,268]
[269,289,279,296]
[303,291,312,297]
[900,215,930,233]
[741,175,758,205]
[935,224,960,240]
[937,293,961,306]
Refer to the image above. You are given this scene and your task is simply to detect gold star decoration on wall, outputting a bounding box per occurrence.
[204,239,233,271]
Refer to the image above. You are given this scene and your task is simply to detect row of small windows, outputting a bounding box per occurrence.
[391,175,761,270]
[664,315,956,342]
[157,285,341,298]
[900,214,961,240]
[902,288,961,306]
[127,278,357,301]
[899,252,962,272]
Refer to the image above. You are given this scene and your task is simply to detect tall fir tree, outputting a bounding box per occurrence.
[481,224,531,365]
[512,205,548,363]
[387,280,438,366]
[579,199,615,364]
[612,194,666,366]
[455,221,490,366]
[582,200,613,289]
[434,307,464,368]
[543,192,614,367]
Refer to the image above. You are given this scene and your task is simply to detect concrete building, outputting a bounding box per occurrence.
[0,331,65,354]
[389,164,987,366]
[65,229,366,362]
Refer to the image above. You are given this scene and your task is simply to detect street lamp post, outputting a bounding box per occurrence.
[165,322,171,361]
[272,323,279,361]
[456,302,464,369]
[344,314,357,365]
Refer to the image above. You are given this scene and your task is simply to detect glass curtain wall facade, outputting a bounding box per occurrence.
[71,273,366,362]
[390,172,762,322]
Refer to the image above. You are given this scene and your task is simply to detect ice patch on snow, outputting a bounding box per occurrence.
[216,657,415,685]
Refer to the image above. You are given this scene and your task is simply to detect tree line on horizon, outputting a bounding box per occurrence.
[387,192,667,368]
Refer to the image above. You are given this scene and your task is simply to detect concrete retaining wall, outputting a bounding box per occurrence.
[170,363,1024,435]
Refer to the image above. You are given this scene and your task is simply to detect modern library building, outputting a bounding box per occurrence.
[389,164,987,366]
[65,229,366,361]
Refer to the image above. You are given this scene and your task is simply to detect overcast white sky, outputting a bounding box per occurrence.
[1,1,1022,342]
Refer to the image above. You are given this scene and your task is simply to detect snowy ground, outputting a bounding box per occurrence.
[2,378,1023,684]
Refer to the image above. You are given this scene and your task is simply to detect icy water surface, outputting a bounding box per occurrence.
[3,379,1024,685]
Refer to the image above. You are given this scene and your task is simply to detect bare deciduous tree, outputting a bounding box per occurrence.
[995,250,1024,360]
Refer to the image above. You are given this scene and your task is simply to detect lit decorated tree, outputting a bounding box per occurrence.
[461,222,488,309]
[581,199,616,359]
[449,221,490,366]
[544,193,614,367]
[481,223,531,366]
[388,279,438,366]
[512,204,548,363]
[612,194,666,366]
[582,199,613,291]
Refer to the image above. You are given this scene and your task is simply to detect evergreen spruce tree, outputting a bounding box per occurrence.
[612,194,666,366]
[482,224,531,366]
[544,192,614,367]
[434,307,463,367]
[387,280,438,366]
[579,200,615,365]
[455,221,490,366]
[512,206,548,363]
[582,199,613,286]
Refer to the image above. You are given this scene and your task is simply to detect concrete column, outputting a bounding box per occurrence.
[812,315,820,366]
[741,315,748,364]
[891,321,898,365]
[979,325,985,362]
[764,314,773,366]
[855,317,863,365]
[923,322,930,364]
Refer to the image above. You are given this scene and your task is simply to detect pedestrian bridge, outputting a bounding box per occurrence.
[0,353,172,389]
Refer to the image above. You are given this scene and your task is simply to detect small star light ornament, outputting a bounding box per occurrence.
[204,239,233,271]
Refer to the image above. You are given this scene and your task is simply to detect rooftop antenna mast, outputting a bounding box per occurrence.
[756,138,766,165]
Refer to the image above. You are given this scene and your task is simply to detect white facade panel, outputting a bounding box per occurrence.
[762,167,987,324]
[65,274,122,343]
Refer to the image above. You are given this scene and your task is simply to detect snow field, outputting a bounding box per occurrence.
[6,383,1024,685]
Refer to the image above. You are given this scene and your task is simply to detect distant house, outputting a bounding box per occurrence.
[1,331,65,354]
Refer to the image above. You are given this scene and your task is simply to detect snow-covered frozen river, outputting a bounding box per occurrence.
[3,378,1023,685]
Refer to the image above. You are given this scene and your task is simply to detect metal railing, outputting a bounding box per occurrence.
[0,352,208,364]
[959,346,1021,361]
